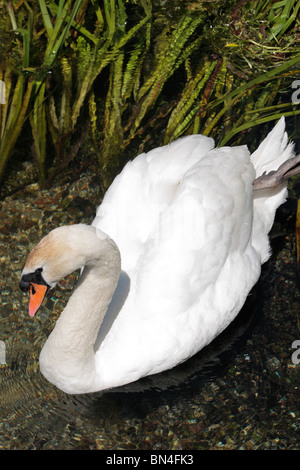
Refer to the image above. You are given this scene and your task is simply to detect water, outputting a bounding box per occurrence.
[0,193,299,449]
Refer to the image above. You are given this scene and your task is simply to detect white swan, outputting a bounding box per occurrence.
[20,117,298,395]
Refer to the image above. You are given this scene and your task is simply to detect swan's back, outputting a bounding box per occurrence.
[92,134,214,271]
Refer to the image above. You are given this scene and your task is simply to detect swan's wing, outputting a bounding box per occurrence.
[133,145,258,321]
[96,145,262,388]
[92,135,215,271]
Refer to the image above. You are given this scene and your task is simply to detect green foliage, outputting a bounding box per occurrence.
[0,0,86,186]
[0,0,299,191]
[45,0,152,187]
[254,0,300,41]
[0,65,33,181]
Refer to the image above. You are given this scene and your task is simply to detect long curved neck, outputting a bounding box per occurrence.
[40,235,121,394]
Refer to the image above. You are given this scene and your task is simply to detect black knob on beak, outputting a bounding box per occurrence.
[19,277,30,292]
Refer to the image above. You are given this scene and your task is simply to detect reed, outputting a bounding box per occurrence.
[30,0,85,186]
[0,0,85,186]
[44,0,152,187]
[0,2,34,184]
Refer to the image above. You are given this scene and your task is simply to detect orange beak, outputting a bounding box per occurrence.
[29,283,48,317]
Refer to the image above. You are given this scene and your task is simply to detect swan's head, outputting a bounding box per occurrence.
[19,224,118,317]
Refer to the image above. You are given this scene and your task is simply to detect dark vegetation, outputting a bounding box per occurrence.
[0,0,299,193]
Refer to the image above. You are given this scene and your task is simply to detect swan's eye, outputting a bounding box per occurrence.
[34,268,44,283]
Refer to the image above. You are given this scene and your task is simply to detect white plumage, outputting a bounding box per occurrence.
[20,117,295,394]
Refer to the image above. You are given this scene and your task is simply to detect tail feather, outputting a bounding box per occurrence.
[251,117,295,263]
[251,116,295,177]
